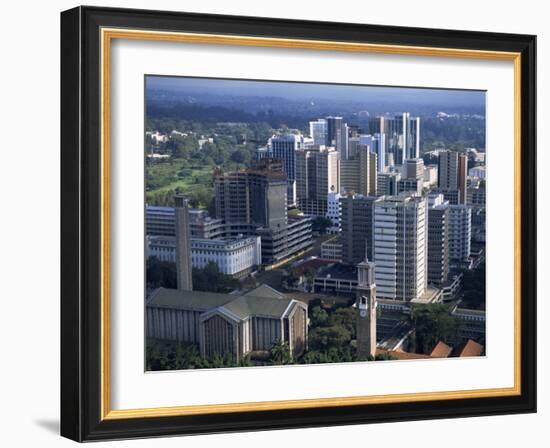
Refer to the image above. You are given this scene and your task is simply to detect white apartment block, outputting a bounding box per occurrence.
[373,193,427,301]
[326,191,341,233]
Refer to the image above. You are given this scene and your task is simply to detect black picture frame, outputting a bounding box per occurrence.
[61,5,537,442]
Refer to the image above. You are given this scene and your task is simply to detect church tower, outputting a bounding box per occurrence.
[356,260,377,359]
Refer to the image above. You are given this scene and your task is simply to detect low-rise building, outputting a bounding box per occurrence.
[320,237,343,261]
[313,263,358,295]
[146,285,308,363]
[147,234,262,278]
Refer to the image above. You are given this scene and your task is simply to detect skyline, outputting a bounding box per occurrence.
[146,75,486,112]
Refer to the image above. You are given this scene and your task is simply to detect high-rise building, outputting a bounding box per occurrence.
[438,150,468,205]
[174,195,193,291]
[356,260,377,359]
[339,145,376,196]
[404,158,425,180]
[359,134,386,173]
[369,113,420,165]
[458,154,468,206]
[214,164,312,265]
[377,172,401,197]
[214,164,287,231]
[309,118,328,146]
[373,193,427,301]
[397,178,423,196]
[423,165,438,187]
[340,194,377,264]
[326,116,349,159]
[295,145,339,216]
[427,194,450,286]
[270,134,311,206]
[326,189,342,233]
[347,136,360,159]
[448,205,472,267]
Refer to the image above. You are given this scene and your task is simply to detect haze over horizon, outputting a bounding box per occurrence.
[146,75,486,112]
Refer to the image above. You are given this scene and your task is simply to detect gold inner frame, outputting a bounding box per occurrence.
[100,27,522,420]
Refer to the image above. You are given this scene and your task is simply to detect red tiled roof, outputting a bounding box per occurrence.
[456,339,484,357]
[430,341,453,358]
[376,349,432,360]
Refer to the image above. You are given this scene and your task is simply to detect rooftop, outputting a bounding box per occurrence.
[315,263,358,281]
[430,341,453,358]
[148,285,300,321]
[455,339,484,357]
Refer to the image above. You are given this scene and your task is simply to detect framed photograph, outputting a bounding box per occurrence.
[60,6,537,441]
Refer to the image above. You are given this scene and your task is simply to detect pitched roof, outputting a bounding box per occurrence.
[243,284,284,299]
[456,339,484,357]
[430,341,453,358]
[221,295,294,319]
[148,287,301,320]
[147,287,233,312]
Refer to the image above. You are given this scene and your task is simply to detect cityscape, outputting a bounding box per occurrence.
[144,76,486,370]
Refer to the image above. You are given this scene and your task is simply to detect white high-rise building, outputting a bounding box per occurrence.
[373,193,427,301]
[448,205,472,266]
[326,190,342,233]
[270,134,311,206]
[309,119,328,146]
[359,133,386,173]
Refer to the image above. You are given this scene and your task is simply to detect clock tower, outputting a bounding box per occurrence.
[356,260,377,359]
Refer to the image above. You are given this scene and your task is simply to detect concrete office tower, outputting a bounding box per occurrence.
[458,154,468,205]
[214,164,288,230]
[174,195,193,291]
[356,259,377,359]
[427,194,450,286]
[340,194,377,264]
[326,116,349,159]
[309,118,328,146]
[373,193,427,301]
[348,136,360,159]
[438,150,468,204]
[404,158,425,180]
[295,145,339,216]
[377,172,401,197]
[359,134,386,173]
[340,145,377,196]
[397,178,423,196]
[448,205,472,267]
[423,165,438,187]
[398,158,424,195]
[270,134,310,206]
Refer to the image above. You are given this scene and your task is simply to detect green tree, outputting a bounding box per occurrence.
[192,262,240,293]
[308,326,351,352]
[410,304,461,354]
[311,216,333,234]
[146,257,177,289]
[268,340,294,365]
[310,306,329,327]
[461,264,486,310]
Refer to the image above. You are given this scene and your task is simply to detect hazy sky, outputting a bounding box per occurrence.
[146,75,485,109]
